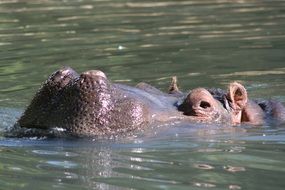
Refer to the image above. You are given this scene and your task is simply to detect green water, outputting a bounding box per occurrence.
[0,0,285,189]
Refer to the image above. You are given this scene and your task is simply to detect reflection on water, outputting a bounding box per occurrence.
[0,0,285,190]
[1,127,285,190]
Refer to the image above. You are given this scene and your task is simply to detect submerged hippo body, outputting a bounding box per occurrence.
[14,67,285,137]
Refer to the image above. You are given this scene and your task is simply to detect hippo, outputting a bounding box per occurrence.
[11,67,285,137]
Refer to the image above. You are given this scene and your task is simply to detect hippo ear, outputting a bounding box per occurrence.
[168,76,181,94]
[227,82,248,111]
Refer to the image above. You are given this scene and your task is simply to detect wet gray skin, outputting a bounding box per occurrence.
[16,67,188,137]
[13,67,285,137]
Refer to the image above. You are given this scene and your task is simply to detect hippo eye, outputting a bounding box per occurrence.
[200,101,211,109]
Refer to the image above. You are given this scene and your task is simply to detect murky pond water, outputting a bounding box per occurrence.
[0,0,285,189]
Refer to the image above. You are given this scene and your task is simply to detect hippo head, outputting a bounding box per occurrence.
[17,67,149,137]
[178,82,249,125]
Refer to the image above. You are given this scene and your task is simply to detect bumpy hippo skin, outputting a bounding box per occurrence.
[16,67,184,137]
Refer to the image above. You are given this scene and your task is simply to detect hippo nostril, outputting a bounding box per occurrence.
[200,101,211,109]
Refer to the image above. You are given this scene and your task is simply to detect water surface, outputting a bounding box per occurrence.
[0,0,285,189]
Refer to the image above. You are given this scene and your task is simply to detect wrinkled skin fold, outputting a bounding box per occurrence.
[10,67,285,137]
